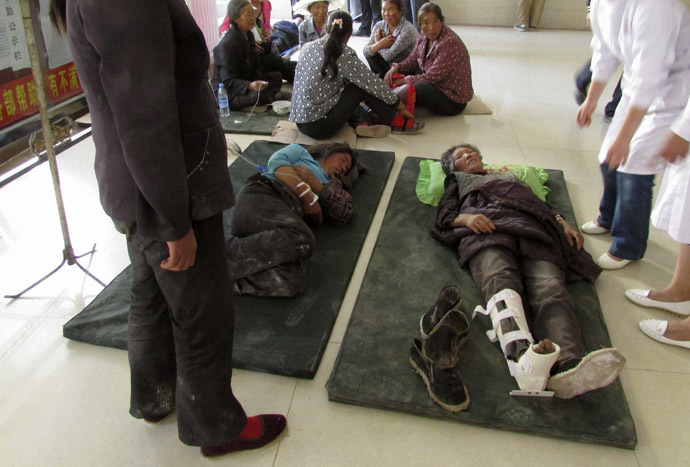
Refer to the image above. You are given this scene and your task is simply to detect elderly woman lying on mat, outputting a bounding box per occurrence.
[227,142,356,297]
[430,144,626,399]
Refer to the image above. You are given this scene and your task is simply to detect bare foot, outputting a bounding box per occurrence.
[533,339,556,354]
[664,317,690,341]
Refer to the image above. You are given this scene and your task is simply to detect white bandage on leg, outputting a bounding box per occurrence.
[472,289,561,395]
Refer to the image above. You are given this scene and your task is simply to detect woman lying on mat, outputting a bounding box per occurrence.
[384,3,473,116]
[429,144,625,400]
[290,10,423,139]
[212,0,283,111]
[227,142,357,297]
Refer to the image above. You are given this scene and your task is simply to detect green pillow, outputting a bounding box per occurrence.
[415,160,551,206]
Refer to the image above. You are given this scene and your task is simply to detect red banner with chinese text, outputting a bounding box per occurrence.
[0,62,82,128]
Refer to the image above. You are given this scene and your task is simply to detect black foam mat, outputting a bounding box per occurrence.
[220,112,283,135]
[326,157,637,449]
[63,141,395,379]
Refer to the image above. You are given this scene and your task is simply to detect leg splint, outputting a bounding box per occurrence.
[472,289,561,396]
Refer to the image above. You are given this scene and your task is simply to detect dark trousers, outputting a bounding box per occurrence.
[229,71,282,109]
[357,0,382,32]
[403,0,428,28]
[121,213,246,447]
[575,58,622,119]
[597,163,655,260]
[260,52,296,83]
[413,82,467,116]
[468,246,584,362]
[366,53,391,78]
[297,83,398,140]
[227,179,315,297]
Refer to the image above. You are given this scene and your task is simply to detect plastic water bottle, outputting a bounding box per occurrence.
[218,83,230,117]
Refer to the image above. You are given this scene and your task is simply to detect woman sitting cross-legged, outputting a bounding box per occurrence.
[227,142,357,297]
[290,10,423,139]
[212,0,283,111]
[363,0,418,78]
[384,2,473,116]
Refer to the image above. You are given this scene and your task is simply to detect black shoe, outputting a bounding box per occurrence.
[409,339,470,412]
[353,28,371,37]
[201,414,287,457]
[420,286,469,369]
[574,89,587,106]
[420,285,462,334]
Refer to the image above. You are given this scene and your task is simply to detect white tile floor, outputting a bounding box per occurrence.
[1,26,688,466]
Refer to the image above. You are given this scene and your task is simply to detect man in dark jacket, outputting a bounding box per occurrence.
[55,0,285,456]
[431,143,625,399]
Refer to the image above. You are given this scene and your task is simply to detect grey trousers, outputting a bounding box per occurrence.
[468,246,584,361]
[227,178,315,297]
[121,213,247,447]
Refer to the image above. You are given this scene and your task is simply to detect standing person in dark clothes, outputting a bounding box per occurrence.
[49,0,286,457]
[354,0,382,36]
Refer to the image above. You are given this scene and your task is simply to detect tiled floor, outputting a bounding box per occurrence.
[1,27,688,466]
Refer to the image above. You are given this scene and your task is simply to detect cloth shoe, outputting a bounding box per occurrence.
[420,286,469,369]
[596,252,631,270]
[389,114,424,134]
[625,289,690,317]
[409,338,470,412]
[143,412,172,423]
[639,319,690,349]
[353,28,370,37]
[201,414,287,457]
[546,348,625,399]
[513,24,528,32]
[581,221,609,235]
[355,123,391,138]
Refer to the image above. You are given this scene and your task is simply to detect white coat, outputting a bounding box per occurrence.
[590,0,690,175]
[652,99,690,243]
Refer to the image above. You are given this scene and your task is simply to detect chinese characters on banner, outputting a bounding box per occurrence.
[0,0,82,128]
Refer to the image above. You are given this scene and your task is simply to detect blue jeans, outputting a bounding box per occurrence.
[596,163,655,260]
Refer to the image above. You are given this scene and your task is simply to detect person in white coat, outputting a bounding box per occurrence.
[576,0,690,270]
[631,94,690,349]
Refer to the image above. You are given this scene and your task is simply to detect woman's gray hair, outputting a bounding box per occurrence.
[440,143,481,174]
[227,0,251,24]
[418,2,444,27]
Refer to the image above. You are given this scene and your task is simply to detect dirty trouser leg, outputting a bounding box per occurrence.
[125,214,247,447]
[468,246,529,360]
[228,180,315,296]
[520,257,584,362]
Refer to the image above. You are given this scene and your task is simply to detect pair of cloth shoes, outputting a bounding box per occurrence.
[201,414,287,457]
[409,285,470,412]
[639,319,690,349]
[546,348,626,399]
[625,289,690,317]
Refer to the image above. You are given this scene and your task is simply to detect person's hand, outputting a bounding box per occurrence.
[303,194,322,225]
[377,35,396,50]
[659,131,690,164]
[396,101,414,120]
[560,220,584,251]
[249,80,268,92]
[384,66,399,86]
[453,213,495,234]
[605,134,630,169]
[375,29,385,41]
[576,98,597,127]
[262,29,271,42]
[255,42,265,54]
[161,229,197,271]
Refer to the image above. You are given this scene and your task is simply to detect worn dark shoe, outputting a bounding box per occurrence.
[201,414,287,457]
[143,412,172,423]
[547,348,625,399]
[409,338,470,412]
[420,285,462,335]
[421,309,470,369]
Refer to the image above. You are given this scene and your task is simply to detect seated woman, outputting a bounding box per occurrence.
[227,142,356,297]
[290,10,422,140]
[296,0,330,45]
[430,144,625,399]
[384,3,473,116]
[363,0,418,78]
[212,0,283,110]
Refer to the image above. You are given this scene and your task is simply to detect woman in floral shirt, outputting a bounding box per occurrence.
[384,3,473,116]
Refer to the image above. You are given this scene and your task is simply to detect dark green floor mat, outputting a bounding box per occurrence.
[326,157,637,448]
[63,141,394,379]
